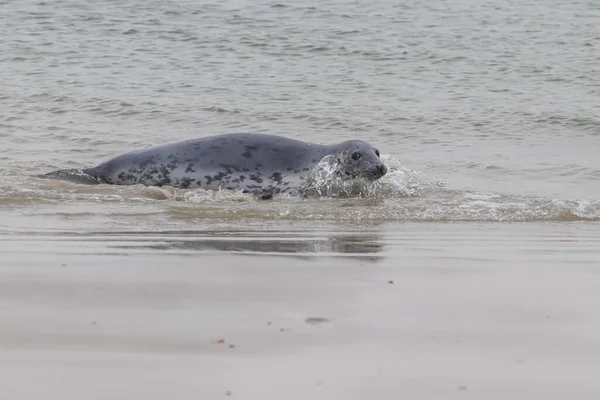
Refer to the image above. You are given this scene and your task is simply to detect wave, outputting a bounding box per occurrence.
[1,158,599,222]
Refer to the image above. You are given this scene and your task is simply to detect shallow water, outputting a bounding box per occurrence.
[1,0,600,398]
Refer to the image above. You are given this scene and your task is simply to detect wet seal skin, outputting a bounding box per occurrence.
[43,133,388,198]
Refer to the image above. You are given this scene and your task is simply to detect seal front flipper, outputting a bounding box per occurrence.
[260,192,274,200]
[40,168,106,185]
[242,188,275,200]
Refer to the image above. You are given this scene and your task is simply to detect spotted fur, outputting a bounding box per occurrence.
[45,133,387,197]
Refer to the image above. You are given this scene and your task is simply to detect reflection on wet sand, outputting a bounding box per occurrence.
[104,231,385,260]
[2,230,386,260]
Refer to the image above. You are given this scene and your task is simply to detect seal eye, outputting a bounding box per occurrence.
[351,152,361,161]
[375,149,380,157]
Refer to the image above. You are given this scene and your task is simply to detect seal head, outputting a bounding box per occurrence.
[333,140,387,180]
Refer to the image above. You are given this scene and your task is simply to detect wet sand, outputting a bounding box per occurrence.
[2,223,600,399]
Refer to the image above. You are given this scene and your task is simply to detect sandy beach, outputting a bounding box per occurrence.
[2,223,600,399]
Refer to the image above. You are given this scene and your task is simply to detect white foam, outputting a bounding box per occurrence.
[299,154,423,199]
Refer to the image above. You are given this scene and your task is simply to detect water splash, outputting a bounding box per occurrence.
[375,155,424,197]
[41,168,103,184]
[298,154,423,198]
[182,187,253,203]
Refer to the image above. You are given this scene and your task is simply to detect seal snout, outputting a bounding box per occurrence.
[371,163,387,179]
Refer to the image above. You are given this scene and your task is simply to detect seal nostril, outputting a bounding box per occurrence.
[378,165,387,175]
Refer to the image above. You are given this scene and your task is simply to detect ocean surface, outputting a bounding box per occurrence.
[1,0,600,399]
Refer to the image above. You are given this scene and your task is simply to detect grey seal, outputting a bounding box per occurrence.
[44,133,387,198]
